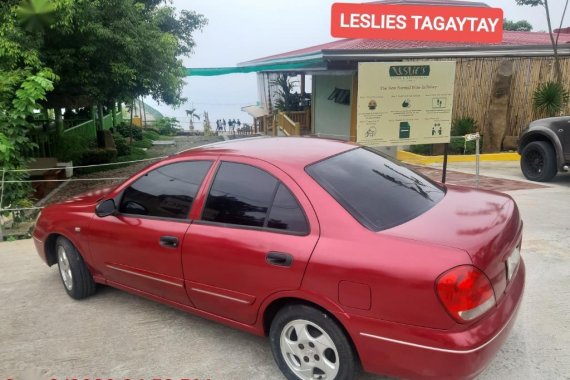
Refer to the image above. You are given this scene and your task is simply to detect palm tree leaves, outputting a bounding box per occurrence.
[185,108,200,120]
[533,81,569,117]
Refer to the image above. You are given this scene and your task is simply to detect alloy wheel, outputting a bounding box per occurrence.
[57,245,73,291]
[279,319,340,380]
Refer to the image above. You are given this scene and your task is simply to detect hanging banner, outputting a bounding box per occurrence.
[331,3,503,43]
[356,61,456,147]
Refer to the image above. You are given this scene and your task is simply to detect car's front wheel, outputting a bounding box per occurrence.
[520,141,558,182]
[55,236,96,300]
[269,304,358,380]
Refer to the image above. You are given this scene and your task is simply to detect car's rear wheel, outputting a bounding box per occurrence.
[55,236,96,300]
[520,141,558,182]
[269,304,357,380]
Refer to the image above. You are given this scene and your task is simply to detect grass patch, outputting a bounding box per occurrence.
[131,138,153,149]
[142,130,161,141]
[118,147,147,162]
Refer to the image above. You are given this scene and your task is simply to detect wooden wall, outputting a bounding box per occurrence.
[408,56,570,137]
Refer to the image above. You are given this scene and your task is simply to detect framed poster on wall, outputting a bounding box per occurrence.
[357,61,456,146]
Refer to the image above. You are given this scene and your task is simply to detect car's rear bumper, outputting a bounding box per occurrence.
[351,259,525,380]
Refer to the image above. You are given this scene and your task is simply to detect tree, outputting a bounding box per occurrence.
[271,75,304,112]
[155,117,180,136]
[38,0,207,142]
[0,0,58,213]
[503,18,533,31]
[516,0,569,83]
[185,108,200,131]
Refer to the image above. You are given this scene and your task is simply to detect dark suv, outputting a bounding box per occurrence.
[518,116,570,182]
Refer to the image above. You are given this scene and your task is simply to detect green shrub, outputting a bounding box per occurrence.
[142,130,161,141]
[132,138,153,149]
[409,144,432,155]
[155,117,180,136]
[450,117,478,155]
[115,122,143,141]
[118,147,147,162]
[145,127,161,135]
[79,148,117,166]
[55,134,95,163]
[112,133,131,156]
[533,81,569,117]
[451,116,477,136]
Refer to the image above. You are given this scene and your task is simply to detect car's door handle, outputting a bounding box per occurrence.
[266,252,293,267]
[159,236,179,248]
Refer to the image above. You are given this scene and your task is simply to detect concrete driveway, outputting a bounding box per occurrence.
[1,163,569,380]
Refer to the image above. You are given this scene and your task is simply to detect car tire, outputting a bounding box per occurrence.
[55,236,96,300]
[520,141,558,182]
[269,304,358,380]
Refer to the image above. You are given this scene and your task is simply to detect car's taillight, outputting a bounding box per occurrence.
[436,265,496,323]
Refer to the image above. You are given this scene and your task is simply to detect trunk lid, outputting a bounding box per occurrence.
[386,184,522,299]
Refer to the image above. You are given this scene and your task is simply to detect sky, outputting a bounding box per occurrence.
[147,0,569,130]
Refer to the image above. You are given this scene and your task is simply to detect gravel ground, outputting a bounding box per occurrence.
[43,135,223,206]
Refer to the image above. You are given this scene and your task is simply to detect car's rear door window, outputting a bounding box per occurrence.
[119,161,212,219]
[306,148,445,231]
[202,162,308,234]
[267,183,308,233]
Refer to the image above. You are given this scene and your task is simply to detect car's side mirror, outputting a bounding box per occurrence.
[95,199,117,217]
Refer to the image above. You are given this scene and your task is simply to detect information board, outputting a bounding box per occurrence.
[356,61,456,146]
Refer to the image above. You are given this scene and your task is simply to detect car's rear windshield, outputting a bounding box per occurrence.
[306,148,445,231]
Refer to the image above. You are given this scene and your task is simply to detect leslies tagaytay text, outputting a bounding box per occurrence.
[338,13,500,33]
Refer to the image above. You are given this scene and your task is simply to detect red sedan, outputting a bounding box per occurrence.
[33,137,524,380]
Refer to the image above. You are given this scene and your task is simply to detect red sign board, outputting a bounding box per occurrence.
[331,3,503,43]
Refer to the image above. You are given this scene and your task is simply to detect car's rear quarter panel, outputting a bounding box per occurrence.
[353,260,525,380]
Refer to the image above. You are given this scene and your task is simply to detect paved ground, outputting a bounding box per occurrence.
[0,161,569,380]
[413,163,549,192]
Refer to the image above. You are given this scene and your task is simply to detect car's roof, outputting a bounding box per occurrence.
[176,137,358,168]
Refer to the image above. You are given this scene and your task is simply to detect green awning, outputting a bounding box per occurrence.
[185,58,324,76]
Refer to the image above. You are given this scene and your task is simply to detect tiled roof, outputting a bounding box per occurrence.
[245,31,566,65]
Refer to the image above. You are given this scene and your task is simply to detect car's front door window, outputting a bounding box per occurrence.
[120,160,212,219]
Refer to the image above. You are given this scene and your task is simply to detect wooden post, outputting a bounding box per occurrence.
[349,74,358,142]
[141,97,147,129]
[97,103,105,148]
[129,100,134,144]
[91,105,98,135]
[442,143,449,183]
[112,101,117,127]
[482,60,513,153]
[0,168,4,242]
[273,114,277,136]
[138,99,144,128]
[54,107,64,137]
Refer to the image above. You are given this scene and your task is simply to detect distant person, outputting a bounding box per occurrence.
[222,119,227,131]
[237,119,241,127]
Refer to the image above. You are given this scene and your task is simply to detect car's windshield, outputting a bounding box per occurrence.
[306,148,445,231]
